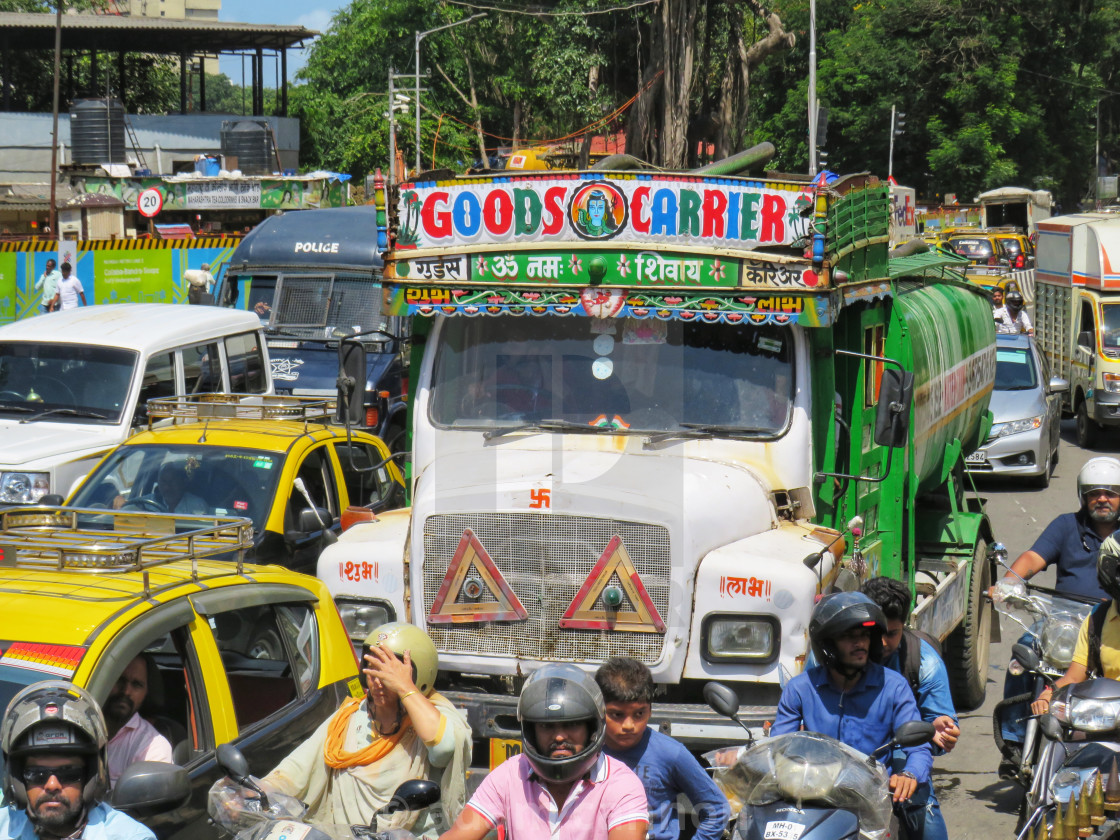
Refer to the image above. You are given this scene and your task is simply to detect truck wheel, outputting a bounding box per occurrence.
[1077,401,1100,448]
[945,540,991,711]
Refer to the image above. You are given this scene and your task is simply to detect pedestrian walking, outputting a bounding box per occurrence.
[56,263,86,310]
[184,263,215,305]
[34,259,60,315]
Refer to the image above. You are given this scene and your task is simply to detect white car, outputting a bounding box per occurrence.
[0,304,272,504]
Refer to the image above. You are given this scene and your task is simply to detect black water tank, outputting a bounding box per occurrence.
[221,120,274,175]
[70,98,126,164]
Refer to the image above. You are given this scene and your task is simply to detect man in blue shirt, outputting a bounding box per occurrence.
[863,577,957,840]
[772,591,932,833]
[595,657,728,840]
[991,457,1120,772]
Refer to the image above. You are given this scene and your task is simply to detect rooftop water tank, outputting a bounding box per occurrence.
[221,120,274,175]
[70,98,126,165]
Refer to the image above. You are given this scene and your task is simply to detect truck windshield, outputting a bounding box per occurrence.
[1102,305,1120,354]
[430,317,794,435]
[236,273,390,339]
[0,342,136,424]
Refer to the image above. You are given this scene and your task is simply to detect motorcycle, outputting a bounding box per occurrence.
[990,559,1098,790]
[702,681,935,840]
[1014,645,1120,840]
[208,743,442,840]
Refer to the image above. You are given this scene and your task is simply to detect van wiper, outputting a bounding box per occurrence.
[484,418,611,441]
[645,422,772,444]
[19,407,109,424]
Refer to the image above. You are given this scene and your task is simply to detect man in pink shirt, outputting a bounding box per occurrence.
[104,654,174,786]
[439,664,648,840]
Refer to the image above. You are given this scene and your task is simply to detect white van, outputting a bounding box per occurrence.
[0,304,272,504]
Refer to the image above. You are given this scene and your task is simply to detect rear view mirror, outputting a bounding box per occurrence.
[1049,377,1070,394]
[892,720,935,748]
[298,506,334,533]
[1078,331,1095,350]
[374,779,441,818]
[336,338,367,426]
[703,681,741,719]
[873,369,914,448]
[112,761,191,817]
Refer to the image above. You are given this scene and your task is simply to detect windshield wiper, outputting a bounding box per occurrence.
[484,418,612,441]
[0,404,35,413]
[645,422,773,444]
[19,407,109,424]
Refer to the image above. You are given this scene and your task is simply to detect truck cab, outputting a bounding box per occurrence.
[217,206,410,449]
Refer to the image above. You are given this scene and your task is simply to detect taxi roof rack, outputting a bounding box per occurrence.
[147,393,336,424]
[0,507,254,597]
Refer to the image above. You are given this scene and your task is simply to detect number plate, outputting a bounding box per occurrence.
[764,821,806,840]
[489,737,522,770]
[965,450,988,464]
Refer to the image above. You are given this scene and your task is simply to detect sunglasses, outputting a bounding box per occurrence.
[23,765,84,787]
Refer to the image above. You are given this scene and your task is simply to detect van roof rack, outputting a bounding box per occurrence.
[147,393,336,423]
[0,506,254,596]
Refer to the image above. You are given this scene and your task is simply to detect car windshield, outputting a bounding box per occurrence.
[430,316,795,436]
[995,346,1039,391]
[69,444,285,532]
[236,273,391,339]
[948,238,995,259]
[0,342,137,423]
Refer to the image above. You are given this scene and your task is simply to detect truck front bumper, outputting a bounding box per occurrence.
[1093,392,1120,426]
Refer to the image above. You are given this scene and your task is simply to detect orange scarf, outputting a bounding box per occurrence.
[323,697,412,770]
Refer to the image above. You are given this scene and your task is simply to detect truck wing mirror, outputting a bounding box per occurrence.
[336,337,367,427]
[1078,331,1095,350]
[873,368,914,448]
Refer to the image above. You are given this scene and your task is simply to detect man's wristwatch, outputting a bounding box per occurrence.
[899,771,917,781]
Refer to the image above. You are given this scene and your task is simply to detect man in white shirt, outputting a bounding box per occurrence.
[104,655,174,787]
[33,259,60,315]
[994,290,1033,335]
[56,263,87,310]
[184,263,215,305]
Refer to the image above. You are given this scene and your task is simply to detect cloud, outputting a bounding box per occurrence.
[297,9,335,34]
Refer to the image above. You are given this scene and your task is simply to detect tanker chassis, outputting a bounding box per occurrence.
[318,161,997,778]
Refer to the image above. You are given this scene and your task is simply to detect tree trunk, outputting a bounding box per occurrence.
[658,0,698,168]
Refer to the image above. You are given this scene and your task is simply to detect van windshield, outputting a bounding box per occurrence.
[0,343,137,424]
[234,273,391,339]
[429,317,794,436]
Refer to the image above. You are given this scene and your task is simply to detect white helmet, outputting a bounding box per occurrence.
[1077,457,1120,506]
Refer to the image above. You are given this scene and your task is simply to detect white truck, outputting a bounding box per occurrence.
[976,186,1053,236]
[1034,211,1120,447]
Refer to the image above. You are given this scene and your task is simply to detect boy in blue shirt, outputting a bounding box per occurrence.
[772,591,932,836]
[595,657,729,840]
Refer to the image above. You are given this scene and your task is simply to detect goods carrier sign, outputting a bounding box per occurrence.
[395,174,817,252]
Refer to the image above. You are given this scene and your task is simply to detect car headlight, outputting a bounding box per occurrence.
[1041,620,1081,671]
[1050,696,1120,732]
[336,599,394,645]
[0,472,51,504]
[989,416,1044,439]
[704,615,778,662]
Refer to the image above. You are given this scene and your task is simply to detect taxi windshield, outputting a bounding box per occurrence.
[0,342,137,424]
[69,444,284,532]
[429,316,794,436]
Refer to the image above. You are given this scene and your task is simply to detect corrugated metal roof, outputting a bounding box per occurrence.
[0,12,317,52]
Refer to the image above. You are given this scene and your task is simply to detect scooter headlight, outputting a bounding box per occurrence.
[773,746,843,801]
[1041,620,1081,671]
[1051,697,1120,732]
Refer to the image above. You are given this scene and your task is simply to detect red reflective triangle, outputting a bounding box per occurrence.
[559,536,666,633]
[428,528,528,624]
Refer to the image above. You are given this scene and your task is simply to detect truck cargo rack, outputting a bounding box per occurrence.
[0,507,254,597]
[147,393,336,424]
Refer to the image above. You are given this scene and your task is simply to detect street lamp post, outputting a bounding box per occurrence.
[415,13,486,174]
[807,0,816,176]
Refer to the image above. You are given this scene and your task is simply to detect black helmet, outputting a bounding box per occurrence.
[517,664,605,784]
[1100,535,1120,602]
[0,682,108,811]
[808,591,886,676]
[1006,290,1024,308]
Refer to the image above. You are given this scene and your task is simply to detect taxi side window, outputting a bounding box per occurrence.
[225,332,267,394]
[334,442,392,508]
[287,447,339,527]
[182,342,222,394]
[136,353,175,420]
[211,602,320,731]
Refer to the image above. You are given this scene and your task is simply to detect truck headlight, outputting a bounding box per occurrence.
[0,472,50,504]
[336,599,394,645]
[1105,373,1120,393]
[989,415,1043,439]
[703,614,779,663]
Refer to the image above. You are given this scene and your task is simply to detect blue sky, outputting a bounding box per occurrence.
[218,1,345,82]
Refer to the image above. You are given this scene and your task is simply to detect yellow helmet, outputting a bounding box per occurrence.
[362,622,439,696]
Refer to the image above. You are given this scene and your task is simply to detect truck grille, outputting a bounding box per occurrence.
[422,513,671,664]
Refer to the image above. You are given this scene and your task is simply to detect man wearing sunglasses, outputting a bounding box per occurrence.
[0,681,153,840]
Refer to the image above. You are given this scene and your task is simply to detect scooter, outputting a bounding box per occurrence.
[1011,644,1120,840]
[208,742,441,840]
[702,681,934,840]
[990,555,1098,790]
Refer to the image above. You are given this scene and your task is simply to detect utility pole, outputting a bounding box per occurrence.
[388,67,396,187]
[888,105,905,180]
[807,0,817,176]
[415,13,486,174]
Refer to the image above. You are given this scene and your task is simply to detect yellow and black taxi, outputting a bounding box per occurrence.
[63,395,406,577]
[0,506,362,838]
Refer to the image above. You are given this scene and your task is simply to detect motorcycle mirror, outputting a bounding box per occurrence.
[373,779,441,820]
[704,681,741,719]
[111,761,191,818]
[892,720,936,748]
[1040,713,1063,741]
[1011,643,1041,674]
[990,543,1009,568]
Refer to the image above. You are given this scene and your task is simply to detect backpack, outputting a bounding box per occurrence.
[899,628,943,701]
[1087,599,1114,678]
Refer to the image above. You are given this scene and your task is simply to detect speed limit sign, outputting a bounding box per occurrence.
[137,187,163,218]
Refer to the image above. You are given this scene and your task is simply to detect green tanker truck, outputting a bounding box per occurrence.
[316,159,997,772]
